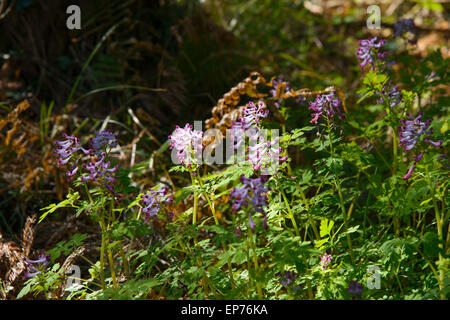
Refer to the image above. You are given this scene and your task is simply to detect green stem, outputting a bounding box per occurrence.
[227,256,236,289]
[298,186,320,241]
[195,169,219,225]
[326,120,353,263]
[335,178,354,263]
[99,222,106,290]
[279,186,300,237]
[247,226,263,299]
[190,172,198,225]
[84,183,93,204]
[426,165,445,300]
[107,244,117,289]
[391,119,400,235]
[307,279,314,300]
[392,126,398,176]
[119,243,130,279]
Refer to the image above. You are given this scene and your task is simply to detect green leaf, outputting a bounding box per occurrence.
[231,249,247,265]
[320,218,334,238]
[17,282,32,299]
[357,89,373,104]
[39,191,80,223]
[345,225,360,234]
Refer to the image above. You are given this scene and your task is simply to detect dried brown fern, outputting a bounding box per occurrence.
[0,234,26,297]
[54,245,86,299]
[21,214,36,258]
[205,72,347,133]
[0,214,37,299]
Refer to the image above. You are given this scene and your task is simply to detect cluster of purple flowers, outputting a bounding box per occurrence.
[23,252,50,278]
[230,101,268,148]
[248,135,287,171]
[230,102,286,171]
[356,37,386,71]
[240,101,269,128]
[308,91,345,125]
[55,130,119,193]
[140,185,173,221]
[55,133,92,168]
[230,175,269,231]
[168,123,204,167]
[394,19,416,37]
[81,153,118,194]
[399,114,433,152]
[279,270,301,290]
[398,113,442,180]
[88,130,118,155]
[376,82,402,108]
[320,253,332,270]
[394,18,417,43]
[346,280,363,299]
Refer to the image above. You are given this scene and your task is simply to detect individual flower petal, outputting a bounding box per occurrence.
[402,152,424,180]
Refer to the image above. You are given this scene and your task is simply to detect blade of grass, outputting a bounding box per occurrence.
[64,22,123,112]
[73,85,166,103]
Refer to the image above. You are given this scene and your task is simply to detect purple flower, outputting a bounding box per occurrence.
[347,280,363,297]
[399,113,443,180]
[248,212,256,231]
[425,71,441,83]
[140,185,172,220]
[394,19,416,39]
[320,254,332,270]
[24,252,50,278]
[169,123,203,167]
[89,130,118,154]
[240,101,268,128]
[279,271,301,290]
[376,82,402,108]
[424,138,442,147]
[230,184,250,213]
[55,133,91,167]
[356,37,386,70]
[229,101,270,153]
[360,141,373,152]
[230,120,246,152]
[398,113,442,152]
[230,175,269,231]
[308,91,345,125]
[247,135,287,171]
[81,153,118,193]
[402,152,424,180]
[54,133,93,181]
